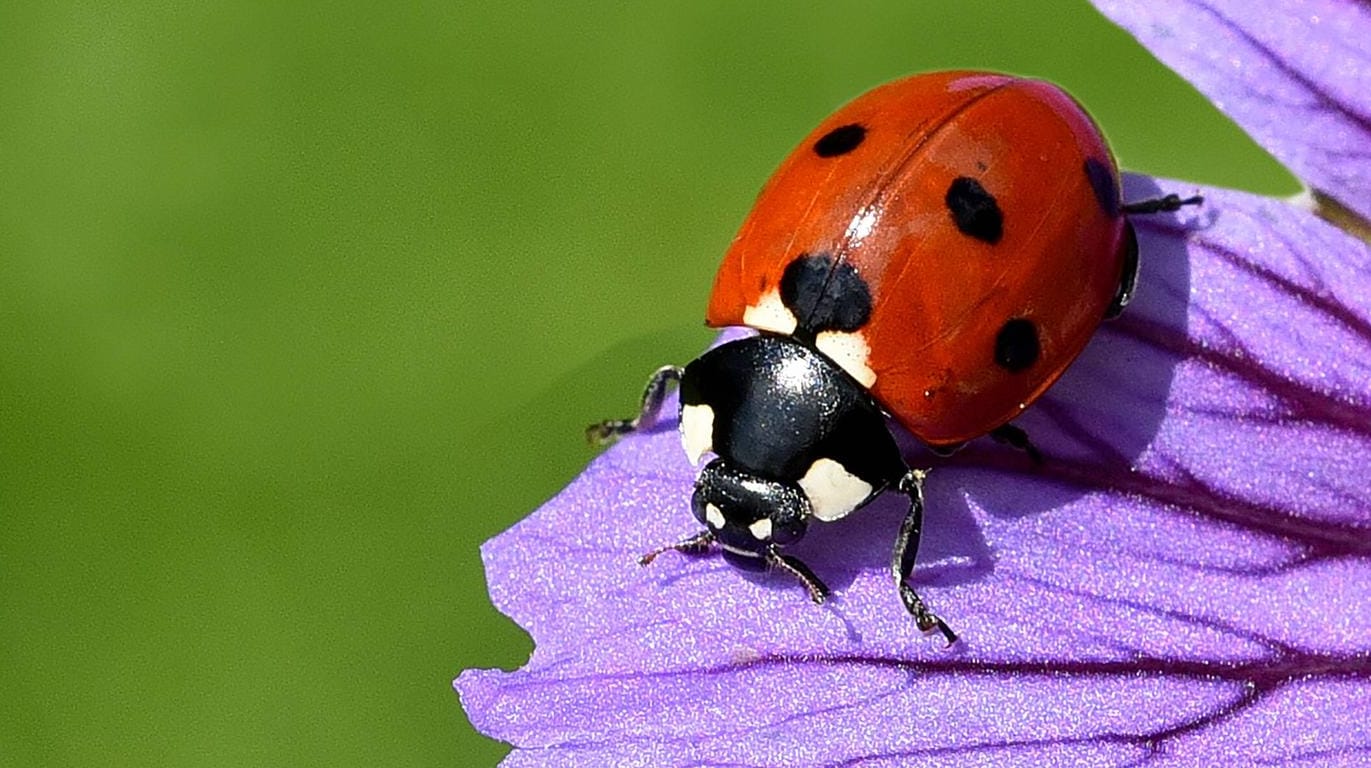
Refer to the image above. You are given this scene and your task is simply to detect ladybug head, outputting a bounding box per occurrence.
[690,458,810,570]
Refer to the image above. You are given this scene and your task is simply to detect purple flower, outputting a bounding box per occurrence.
[458,3,1371,764]
[1096,0,1371,226]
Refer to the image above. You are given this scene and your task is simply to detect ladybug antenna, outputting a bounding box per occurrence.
[1121,193,1203,216]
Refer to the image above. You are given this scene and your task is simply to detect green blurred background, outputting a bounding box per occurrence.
[1,1,1294,765]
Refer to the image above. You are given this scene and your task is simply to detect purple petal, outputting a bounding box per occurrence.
[1092,0,1371,225]
[458,178,1371,765]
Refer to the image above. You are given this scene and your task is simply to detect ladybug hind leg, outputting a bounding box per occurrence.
[1120,193,1203,215]
[1108,193,1203,319]
[1104,222,1140,320]
[587,365,683,445]
[892,469,958,646]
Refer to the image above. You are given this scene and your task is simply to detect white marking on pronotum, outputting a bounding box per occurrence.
[704,503,726,530]
[742,289,798,335]
[815,330,877,387]
[748,518,773,541]
[797,457,874,522]
[679,403,715,465]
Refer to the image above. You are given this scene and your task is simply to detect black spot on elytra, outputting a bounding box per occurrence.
[945,177,1003,244]
[813,124,866,157]
[1084,157,1121,217]
[780,253,872,336]
[994,318,1039,371]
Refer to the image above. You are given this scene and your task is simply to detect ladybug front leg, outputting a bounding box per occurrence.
[587,365,683,444]
[892,469,958,646]
[638,529,715,566]
[764,547,830,604]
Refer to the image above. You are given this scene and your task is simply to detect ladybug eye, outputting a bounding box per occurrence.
[813,123,866,157]
[945,176,1003,245]
[994,318,1040,372]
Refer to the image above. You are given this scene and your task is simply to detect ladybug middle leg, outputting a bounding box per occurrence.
[989,423,1043,465]
[587,365,683,444]
[892,469,958,646]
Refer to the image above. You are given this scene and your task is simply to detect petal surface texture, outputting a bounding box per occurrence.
[1095,0,1371,222]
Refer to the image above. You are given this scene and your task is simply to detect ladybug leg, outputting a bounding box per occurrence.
[989,424,1043,465]
[587,365,683,445]
[1105,221,1140,320]
[1108,194,1202,318]
[764,547,830,604]
[638,529,715,566]
[892,470,958,646]
[1120,193,1203,215]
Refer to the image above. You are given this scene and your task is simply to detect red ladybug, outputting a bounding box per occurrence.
[591,71,1199,644]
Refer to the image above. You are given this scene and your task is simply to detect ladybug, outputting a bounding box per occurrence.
[590,71,1199,644]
